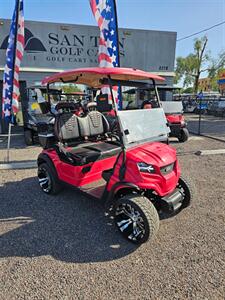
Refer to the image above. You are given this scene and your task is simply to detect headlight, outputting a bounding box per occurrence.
[137,162,155,173]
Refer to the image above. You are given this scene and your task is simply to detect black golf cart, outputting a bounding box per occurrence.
[23,86,88,145]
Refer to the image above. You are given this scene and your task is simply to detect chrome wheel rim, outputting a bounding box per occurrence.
[115,203,146,242]
[38,168,51,193]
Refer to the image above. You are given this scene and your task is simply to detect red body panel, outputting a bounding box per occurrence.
[42,149,117,187]
[166,114,185,125]
[107,142,180,197]
[42,142,180,197]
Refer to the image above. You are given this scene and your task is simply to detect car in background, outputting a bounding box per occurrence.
[213,99,225,117]
[207,101,219,116]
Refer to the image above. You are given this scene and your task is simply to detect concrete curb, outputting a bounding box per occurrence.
[195,149,225,156]
[0,161,37,170]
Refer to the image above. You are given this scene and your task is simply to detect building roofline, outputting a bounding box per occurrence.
[0,18,177,36]
[0,66,175,77]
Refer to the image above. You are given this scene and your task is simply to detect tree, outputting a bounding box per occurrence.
[183,87,194,94]
[62,84,82,94]
[208,51,225,91]
[175,36,210,93]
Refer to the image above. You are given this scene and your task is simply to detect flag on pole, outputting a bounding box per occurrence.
[89,0,122,109]
[90,0,119,68]
[2,0,24,124]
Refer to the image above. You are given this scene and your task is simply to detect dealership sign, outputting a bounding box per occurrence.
[0,19,176,72]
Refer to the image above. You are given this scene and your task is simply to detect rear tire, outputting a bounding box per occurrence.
[178,128,189,143]
[38,163,62,195]
[24,129,33,145]
[114,195,159,244]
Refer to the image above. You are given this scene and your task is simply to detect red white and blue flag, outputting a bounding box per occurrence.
[90,0,119,68]
[89,0,122,109]
[2,0,24,123]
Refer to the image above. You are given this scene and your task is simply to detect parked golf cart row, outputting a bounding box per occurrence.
[23,83,189,145]
[182,95,225,117]
[35,67,192,245]
[207,99,225,117]
[182,99,208,114]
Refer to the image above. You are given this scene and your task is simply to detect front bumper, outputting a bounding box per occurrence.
[160,188,183,212]
[169,123,186,137]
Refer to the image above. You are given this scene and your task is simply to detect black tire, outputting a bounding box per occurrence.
[114,195,159,244]
[177,176,192,209]
[24,129,33,145]
[38,163,62,195]
[178,128,189,143]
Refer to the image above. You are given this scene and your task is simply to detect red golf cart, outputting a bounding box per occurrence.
[37,67,191,244]
[161,101,189,143]
[123,86,189,142]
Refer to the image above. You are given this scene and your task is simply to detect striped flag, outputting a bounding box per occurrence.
[2,0,24,123]
[90,0,119,67]
[89,0,122,109]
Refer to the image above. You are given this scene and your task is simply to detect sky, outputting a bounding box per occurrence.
[0,0,225,61]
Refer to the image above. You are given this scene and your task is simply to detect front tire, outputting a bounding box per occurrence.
[177,177,192,208]
[24,129,34,145]
[38,163,62,195]
[178,128,189,143]
[114,195,159,244]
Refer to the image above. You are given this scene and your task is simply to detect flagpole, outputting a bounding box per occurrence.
[113,0,123,110]
[6,123,12,162]
[113,0,120,66]
[6,0,20,162]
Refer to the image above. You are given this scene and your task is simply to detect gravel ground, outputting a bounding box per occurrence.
[0,136,225,299]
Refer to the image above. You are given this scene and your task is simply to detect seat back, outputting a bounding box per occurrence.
[96,94,112,112]
[78,111,110,138]
[77,116,90,138]
[88,111,105,136]
[55,113,80,142]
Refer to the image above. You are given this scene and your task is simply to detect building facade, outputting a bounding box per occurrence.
[0,19,177,129]
[218,72,225,95]
[198,77,212,92]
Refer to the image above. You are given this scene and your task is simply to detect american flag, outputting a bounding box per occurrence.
[90,0,119,68]
[2,0,24,123]
[89,0,122,109]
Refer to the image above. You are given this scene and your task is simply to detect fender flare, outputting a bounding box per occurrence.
[37,153,59,179]
[104,182,141,210]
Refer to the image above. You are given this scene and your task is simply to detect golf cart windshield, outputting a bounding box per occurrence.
[118,108,170,148]
[42,67,166,147]
[161,101,183,114]
[27,87,61,115]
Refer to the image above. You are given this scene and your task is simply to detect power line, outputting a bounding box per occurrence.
[177,20,225,42]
